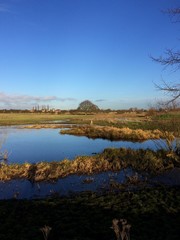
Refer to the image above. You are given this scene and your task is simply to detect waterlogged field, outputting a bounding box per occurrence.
[0,112,179,186]
[0,126,164,164]
[0,112,83,125]
[0,112,179,240]
[0,112,145,125]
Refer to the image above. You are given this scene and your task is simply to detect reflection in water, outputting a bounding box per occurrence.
[0,169,135,199]
[0,126,165,164]
[0,128,10,162]
[0,128,8,147]
[0,126,170,199]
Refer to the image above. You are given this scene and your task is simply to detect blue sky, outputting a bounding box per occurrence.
[0,0,179,110]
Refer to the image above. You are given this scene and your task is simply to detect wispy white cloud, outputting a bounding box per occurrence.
[0,0,22,14]
[95,99,106,102]
[0,3,11,13]
[0,92,76,109]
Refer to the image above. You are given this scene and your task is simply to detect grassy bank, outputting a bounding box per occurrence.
[0,186,179,240]
[60,125,174,141]
[21,124,167,140]
[0,148,178,182]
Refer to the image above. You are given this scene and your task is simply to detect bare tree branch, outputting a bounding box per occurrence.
[151,49,180,71]
[165,8,180,22]
[151,7,180,106]
[154,80,180,105]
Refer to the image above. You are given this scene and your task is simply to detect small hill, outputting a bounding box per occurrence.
[77,100,99,112]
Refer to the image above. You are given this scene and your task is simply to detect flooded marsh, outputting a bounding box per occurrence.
[0,121,179,240]
[0,125,179,200]
[0,126,164,164]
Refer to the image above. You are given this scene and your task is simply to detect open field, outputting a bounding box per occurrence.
[0,111,148,126]
[0,113,85,126]
[0,111,179,131]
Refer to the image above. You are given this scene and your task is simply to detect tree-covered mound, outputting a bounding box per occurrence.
[77,100,99,111]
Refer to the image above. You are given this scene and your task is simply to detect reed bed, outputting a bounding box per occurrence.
[60,125,172,141]
[0,148,178,182]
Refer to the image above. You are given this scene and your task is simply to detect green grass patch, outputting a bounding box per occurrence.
[0,113,92,126]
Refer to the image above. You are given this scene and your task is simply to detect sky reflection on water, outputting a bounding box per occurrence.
[0,127,175,199]
[0,169,134,199]
[0,126,162,164]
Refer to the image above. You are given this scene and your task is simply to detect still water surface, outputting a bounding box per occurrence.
[0,126,171,199]
[0,126,161,164]
[0,170,134,199]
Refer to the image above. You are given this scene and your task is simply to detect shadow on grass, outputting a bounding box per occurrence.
[0,187,179,240]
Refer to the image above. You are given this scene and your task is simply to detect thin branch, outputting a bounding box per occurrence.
[154,80,180,105]
[163,8,180,22]
[154,80,180,92]
[151,49,180,71]
[151,7,180,106]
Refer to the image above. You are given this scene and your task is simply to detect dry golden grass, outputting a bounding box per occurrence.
[21,124,67,129]
[0,148,177,182]
[60,125,173,141]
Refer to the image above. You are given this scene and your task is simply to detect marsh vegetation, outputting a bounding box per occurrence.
[0,187,179,240]
[0,111,179,239]
[0,148,179,182]
[60,125,170,141]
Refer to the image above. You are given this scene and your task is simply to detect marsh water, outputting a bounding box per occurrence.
[0,126,162,164]
[0,170,139,199]
[0,126,169,199]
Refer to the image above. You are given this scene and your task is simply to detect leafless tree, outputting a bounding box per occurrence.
[165,8,180,22]
[151,49,180,70]
[154,79,180,105]
[151,7,180,106]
